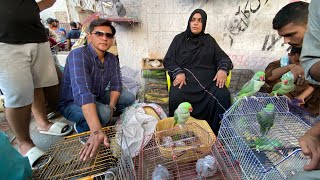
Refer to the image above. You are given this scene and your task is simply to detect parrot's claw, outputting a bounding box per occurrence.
[244,96,249,101]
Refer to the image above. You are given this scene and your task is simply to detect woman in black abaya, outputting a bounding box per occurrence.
[163,9,233,135]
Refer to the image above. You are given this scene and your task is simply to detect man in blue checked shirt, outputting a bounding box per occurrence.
[58,19,135,161]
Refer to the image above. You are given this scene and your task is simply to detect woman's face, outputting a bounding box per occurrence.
[189,13,203,34]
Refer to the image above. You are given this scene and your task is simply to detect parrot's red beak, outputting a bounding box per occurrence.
[284,79,288,85]
[260,76,265,81]
[189,107,193,112]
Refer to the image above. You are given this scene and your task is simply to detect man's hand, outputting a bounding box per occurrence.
[213,70,228,88]
[290,65,306,86]
[109,106,114,118]
[173,73,186,89]
[299,133,320,170]
[79,130,109,161]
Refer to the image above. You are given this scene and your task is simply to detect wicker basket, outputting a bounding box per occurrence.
[155,117,216,162]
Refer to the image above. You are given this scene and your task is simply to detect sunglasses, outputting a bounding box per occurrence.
[92,31,114,38]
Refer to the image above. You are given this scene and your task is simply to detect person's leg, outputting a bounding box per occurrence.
[31,42,71,133]
[60,103,88,133]
[32,88,52,131]
[60,102,112,133]
[102,89,135,112]
[6,106,34,155]
[0,43,36,155]
[96,102,112,126]
[115,90,135,112]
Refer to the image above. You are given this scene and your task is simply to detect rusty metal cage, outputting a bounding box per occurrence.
[32,126,135,180]
[136,123,241,179]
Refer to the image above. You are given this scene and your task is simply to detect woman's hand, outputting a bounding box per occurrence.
[173,73,186,89]
[79,130,109,161]
[214,70,228,88]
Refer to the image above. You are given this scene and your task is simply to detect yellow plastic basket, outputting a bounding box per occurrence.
[155,117,216,161]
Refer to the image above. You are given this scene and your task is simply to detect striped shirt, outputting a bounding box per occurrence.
[58,44,122,109]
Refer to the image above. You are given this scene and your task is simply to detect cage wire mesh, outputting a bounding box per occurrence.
[32,126,135,180]
[136,123,241,180]
[288,102,320,126]
[218,96,311,179]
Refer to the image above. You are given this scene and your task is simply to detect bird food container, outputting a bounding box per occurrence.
[155,117,216,162]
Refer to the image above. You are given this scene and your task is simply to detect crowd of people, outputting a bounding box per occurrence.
[0,0,319,178]
[45,17,82,51]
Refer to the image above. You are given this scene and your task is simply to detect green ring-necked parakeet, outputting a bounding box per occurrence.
[256,103,275,136]
[174,102,193,126]
[270,76,296,97]
[234,71,266,102]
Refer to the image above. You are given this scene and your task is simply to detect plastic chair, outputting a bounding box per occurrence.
[166,70,232,91]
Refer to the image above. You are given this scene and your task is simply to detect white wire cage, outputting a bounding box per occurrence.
[135,123,241,180]
[218,96,311,179]
[32,125,135,180]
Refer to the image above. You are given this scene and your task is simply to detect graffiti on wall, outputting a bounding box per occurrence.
[228,53,279,70]
[226,0,269,47]
[261,34,283,51]
[178,0,209,13]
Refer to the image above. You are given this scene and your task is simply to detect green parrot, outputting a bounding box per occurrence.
[252,137,283,153]
[234,71,266,102]
[270,76,296,97]
[256,103,275,136]
[174,102,193,126]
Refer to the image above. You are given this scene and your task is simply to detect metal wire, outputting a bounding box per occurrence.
[218,96,311,179]
[137,123,241,180]
[32,126,135,180]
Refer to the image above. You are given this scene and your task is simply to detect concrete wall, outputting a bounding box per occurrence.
[113,0,309,74]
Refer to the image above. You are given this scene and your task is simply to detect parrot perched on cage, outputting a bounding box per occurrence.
[233,71,266,103]
[196,155,218,178]
[256,103,275,136]
[270,76,295,97]
[152,164,170,180]
[174,102,193,126]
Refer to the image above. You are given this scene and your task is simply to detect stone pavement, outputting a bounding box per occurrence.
[0,111,75,152]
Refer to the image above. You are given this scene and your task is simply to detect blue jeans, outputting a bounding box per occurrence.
[60,90,135,133]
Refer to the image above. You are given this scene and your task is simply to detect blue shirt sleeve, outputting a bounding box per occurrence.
[67,50,96,106]
[109,54,122,92]
[300,0,320,85]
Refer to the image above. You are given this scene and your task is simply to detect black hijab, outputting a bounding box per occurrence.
[176,9,208,67]
[186,9,207,38]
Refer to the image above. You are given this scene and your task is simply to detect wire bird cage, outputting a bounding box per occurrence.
[135,123,241,180]
[218,96,311,179]
[288,102,320,126]
[32,126,135,180]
